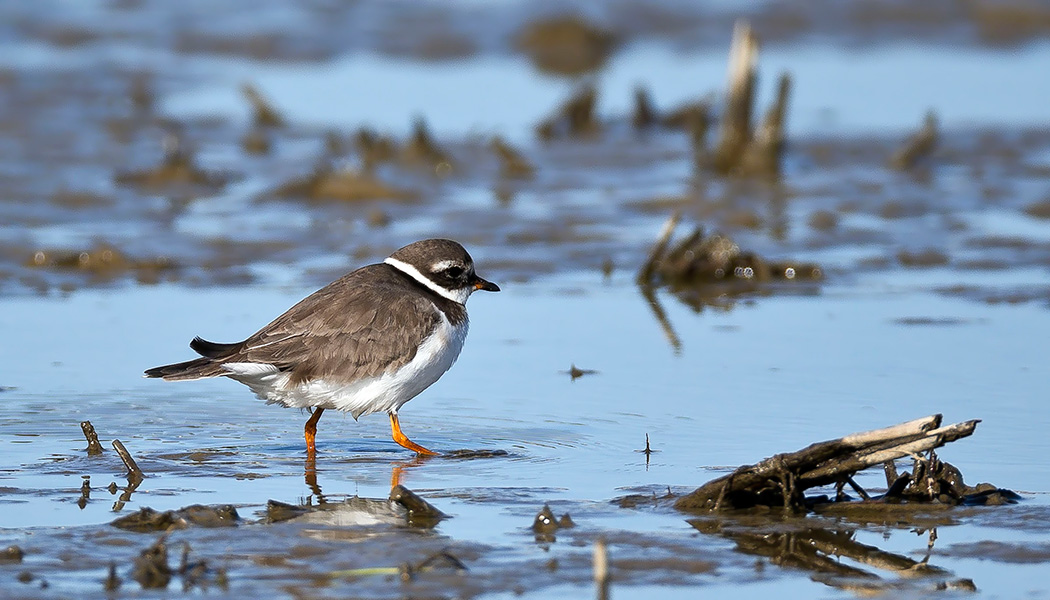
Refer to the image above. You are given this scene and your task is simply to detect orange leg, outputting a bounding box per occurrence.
[305,407,325,456]
[389,413,438,456]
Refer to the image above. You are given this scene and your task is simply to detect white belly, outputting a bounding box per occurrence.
[222,313,468,419]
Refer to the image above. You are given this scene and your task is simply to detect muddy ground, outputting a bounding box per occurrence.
[2,1,1050,598]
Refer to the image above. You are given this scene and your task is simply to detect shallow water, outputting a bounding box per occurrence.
[3,276,1050,597]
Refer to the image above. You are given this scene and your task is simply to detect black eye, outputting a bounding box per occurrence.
[444,266,464,278]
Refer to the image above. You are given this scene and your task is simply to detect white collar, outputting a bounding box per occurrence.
[384,257,471,304]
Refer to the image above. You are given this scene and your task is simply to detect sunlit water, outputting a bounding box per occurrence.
[2,273,1048,597]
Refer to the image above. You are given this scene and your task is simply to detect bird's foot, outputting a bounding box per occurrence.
[389,413,439,456]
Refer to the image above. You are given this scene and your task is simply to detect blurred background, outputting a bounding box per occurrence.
[2,0,1048,295]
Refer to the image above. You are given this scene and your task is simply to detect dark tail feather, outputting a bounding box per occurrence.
[190,336,242,358]
[144,357,226,381]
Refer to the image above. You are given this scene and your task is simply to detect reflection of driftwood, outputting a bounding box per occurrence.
[692,524,940,578]
[330,550,467,581]
[637,214,820,348]
[687,520,975,594]
[593,537,609,600]
[111,438,146,511]
[129,533,227,591]
[638,284,682,354]
[674,415,982,512]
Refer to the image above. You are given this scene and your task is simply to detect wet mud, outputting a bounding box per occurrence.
[3,1,1050,599]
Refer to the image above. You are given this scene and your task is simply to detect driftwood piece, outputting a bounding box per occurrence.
[636,213,822,288]
[240,83,285,128]
[798,420,979,488]
[113,439,145,483]
[389,484,447,527]
[81,420,104,455]
[674,415,983,512]
[536,84,600,140]
[401,117,453,173]
[636,211,681,285]
[632,86,657,129]
[491,136,535,179]
[712,20,758,174]
[740,72,792,177]
[702,20,794,177]
[891,111,938,170]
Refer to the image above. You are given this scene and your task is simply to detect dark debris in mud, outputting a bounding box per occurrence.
[440,449,511,459]
[272,163,416,203]
[127,535,227,592]
[114,132,236,193]
[536,84,601,141]
[390,485,449,527]
[1,545,24,563]
[26,244,178,282]
[637,213,822,316]
[532,504,575,543]
[564,364,598,380]
[112,505,240,532]
[516,15,618,76]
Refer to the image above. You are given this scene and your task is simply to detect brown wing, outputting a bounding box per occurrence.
[225,264,440,384]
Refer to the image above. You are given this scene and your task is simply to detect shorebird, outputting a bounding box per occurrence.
[145,239,499,456]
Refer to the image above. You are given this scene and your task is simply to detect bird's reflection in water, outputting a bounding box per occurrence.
[390,456,430,488]
[303,454,433,504]
[273,454,445,531]
[304,455,326,503]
